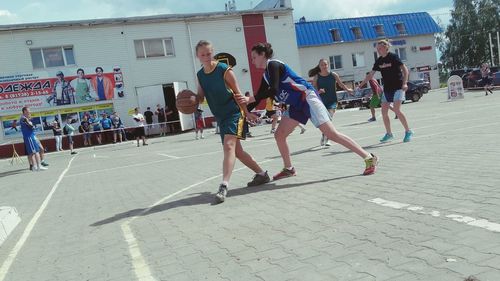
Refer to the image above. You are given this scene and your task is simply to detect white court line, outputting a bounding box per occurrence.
[157,153,179,159]
[121,159,272,281]
[369,198,500,233]
[0,156,77,281]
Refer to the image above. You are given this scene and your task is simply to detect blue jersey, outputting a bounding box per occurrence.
[263,59,315,108]
[20,116,36,139]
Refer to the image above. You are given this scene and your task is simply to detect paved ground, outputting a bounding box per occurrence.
[1,88,499,281]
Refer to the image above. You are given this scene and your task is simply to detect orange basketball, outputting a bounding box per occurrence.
[176,89,199,114]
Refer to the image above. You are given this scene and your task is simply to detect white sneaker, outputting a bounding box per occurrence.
[325,141,332,147]
[195,136,199,140]
[201,135,205,139]
[38,166,48,171]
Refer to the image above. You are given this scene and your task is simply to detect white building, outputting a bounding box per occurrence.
[295,13,442,88]
[0,0,297,145]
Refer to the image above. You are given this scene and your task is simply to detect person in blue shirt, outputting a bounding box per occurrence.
[195,40,270,203]
[20,107,46,171]
[245,42,378,180]
[100,113,113,143]
[89,113,102,145]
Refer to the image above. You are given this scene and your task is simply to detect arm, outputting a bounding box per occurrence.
[224,69,249,115]
[196,81,205,104]
[400,64,409,91]
[333,72,353,93]
[312,75,324,93]
[248,61,283,111]
[358,70,376,89]
[247,77,272,111]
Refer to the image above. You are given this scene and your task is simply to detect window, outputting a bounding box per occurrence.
[395,22,407,35]
[351,52,365,67]
[395,47,407,61]
[351,27,363,40]
[374,24,385,37]
[330,29,342,42]
[373,51,378,62]
[134,38,175,59]
[329,55,342,69]
[29,46,75,69]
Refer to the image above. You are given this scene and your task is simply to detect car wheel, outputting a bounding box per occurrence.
[422,87,429,94]
[352,101,361,108]
[411,93,420,102]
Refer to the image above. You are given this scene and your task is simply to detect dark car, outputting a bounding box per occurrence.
[337,88,371,109]
[409,79,430,93]
[405,82,424,102]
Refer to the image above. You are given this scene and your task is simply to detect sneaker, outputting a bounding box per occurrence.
[71,151,77,155]
[38,166,48,171]
[368,117,376,122]
[215,184,228,203]
[270,128,276,134]
[247,171,271,187]
[300,127,306,134]
[143,143,148,146]
[201,135,205,139]
[195,136,199,140]
[325,141,332,147]
[379,133,394,143]
[41,161,49,167]
[363,154,378,175]
[403,130,413,143]
[273,167,296,181]
[394,115,399,119]
[320,135,326,146]
[29,164,33,171]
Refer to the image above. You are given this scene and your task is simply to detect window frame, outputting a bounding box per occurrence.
[351,27,363,40]
[29,46,76,69]
[351,52,365,68]
[134,37,175,59]
[374,24,385,37]
[395,22,407,35]
[329,29,342,42]
[395,47,407,61]
[329,55,343,70]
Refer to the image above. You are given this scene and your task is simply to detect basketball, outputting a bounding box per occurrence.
[176,89,199,114]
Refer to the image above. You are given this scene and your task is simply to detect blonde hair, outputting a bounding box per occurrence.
[195,40,212,53]
[377,39,391,47]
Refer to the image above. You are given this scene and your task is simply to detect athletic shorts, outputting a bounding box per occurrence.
[324,102,338,110]
[283,90,332,128]
[24,135,40,155]
[265,110,276,118]
[196,119,204,129]
[217,113,245,142]
[370,94,381,108]
[67,135,74,144]
[382,89,405,103]
[134,127,145,138]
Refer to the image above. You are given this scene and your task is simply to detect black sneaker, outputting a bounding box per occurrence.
[29,164,33,171]
[71,151,77,155]
[247,171,270,187]
[41,161,49,167]
[215,184,228,203]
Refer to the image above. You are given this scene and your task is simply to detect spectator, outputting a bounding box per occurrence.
[52,118,63,151]
[89,113,102,145]
[64,118,78,155]
[100,113,113,143]
[194,108,204,139]
[80,115,92,146]
[144,107,154,136]
[481,63,493,96]
[111,112,125,143]
[132,107,147,147]
[155,104,167,136]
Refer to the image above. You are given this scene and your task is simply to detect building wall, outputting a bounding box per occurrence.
[298,35,439,89]
[0,10,300,143]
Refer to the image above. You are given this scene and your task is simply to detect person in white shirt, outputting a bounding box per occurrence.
[132,107,147,147]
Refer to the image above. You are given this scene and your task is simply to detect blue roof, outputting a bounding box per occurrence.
[295,12,441,47]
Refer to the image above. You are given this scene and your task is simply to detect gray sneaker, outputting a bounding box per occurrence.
[215,184,228,203]
[247,171,271,187]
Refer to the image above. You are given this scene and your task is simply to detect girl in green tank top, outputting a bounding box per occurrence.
[309,58,353,146]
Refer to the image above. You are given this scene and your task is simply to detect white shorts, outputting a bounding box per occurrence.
[306,90,332,127]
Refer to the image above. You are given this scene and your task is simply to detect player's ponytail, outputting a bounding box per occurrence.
[252,42,273,58]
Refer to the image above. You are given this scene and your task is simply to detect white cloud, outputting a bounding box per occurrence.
[0,9,20,24]
[291,0,403,20]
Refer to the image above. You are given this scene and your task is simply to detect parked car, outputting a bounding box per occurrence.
[337,88,371,109]
[409,79,430,93]
[405,82,424,102]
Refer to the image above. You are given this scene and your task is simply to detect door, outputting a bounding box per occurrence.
[172,81,194,131]
[135,85,165,135]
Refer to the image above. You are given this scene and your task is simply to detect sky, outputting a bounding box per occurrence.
[0,0,453,27]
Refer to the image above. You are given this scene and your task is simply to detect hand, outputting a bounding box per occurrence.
[346,88,354,96]
[402,83,408,92]
[246,112,260,125]
[318,88,325,94]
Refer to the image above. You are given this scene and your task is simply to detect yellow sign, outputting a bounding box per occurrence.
[0,114,20,121]
[127,108,136,115]
[96,103,113,110]
[32,110,58,117]
[60,108,79,114]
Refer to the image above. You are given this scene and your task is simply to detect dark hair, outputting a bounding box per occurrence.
[251,42,273,59]
[308,58,328,77]
[22,106,29,113]
[95,67,104,73]
[195,40,212,53]
[77,68,85,75]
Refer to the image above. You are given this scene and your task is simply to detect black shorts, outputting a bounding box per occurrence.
[265,110,276,118]
[134,127,145,138]
[481,77,492,86]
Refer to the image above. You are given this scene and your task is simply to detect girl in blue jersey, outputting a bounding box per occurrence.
[245,43,378,179]
[195,40,270,203]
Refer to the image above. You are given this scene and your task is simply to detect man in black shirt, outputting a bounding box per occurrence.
[358,39,413,143]
[143,107,154,136]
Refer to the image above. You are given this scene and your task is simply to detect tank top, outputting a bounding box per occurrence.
[317,72,337,108]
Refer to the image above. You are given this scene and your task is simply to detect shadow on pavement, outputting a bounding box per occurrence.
[90,174,360,227]
[0,168,28,178]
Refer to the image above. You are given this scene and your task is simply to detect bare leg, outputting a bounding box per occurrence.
[381,103,392,134]
[392,101,410,131]
[222,135,238,182]
[235,140,264,174]
[319,121,370,159]
[274,117,299,168]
